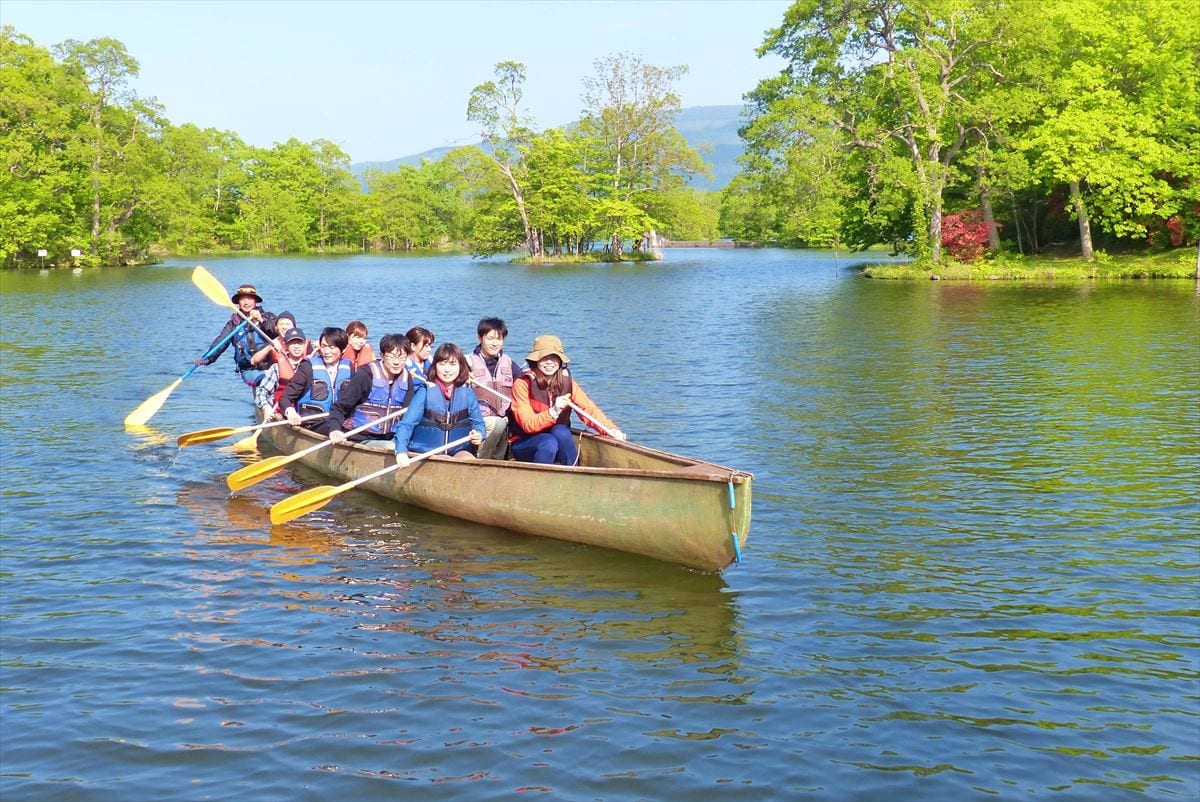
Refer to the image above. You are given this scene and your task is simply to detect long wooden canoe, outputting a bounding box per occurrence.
[257,422,753,572]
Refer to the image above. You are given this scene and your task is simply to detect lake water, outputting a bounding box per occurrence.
[2,250,1197,800]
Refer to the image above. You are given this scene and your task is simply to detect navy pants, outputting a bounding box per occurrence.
[511,424,578,465]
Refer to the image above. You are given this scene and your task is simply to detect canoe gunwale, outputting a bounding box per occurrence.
[255,416,753,571]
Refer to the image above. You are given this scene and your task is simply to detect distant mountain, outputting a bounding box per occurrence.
[351,104,746,192]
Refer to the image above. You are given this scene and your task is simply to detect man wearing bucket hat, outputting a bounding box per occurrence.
[195,283,278,387]
[508,334,625,465]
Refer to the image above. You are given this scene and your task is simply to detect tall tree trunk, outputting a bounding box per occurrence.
[979,169,1000,250]
[928,203,942,264]
[1070,179,1094,260]
[1011,200,1024,255]
[91,150,102,255]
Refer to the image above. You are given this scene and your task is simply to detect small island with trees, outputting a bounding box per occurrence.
[1,0,1195,277]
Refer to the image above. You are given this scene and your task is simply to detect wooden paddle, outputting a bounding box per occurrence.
[177,414,326,447]
[469,378,624,439]
[190,265,283,354]
[226,406,409,492]
[124,320,248,427]
[268,435,472,525]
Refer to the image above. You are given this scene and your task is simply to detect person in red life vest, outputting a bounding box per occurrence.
[392,343,485,462]
[254,324,317,416]
[508,334,625,465]
[279,327,353,435]
[249,310,310,369]
[465,317,521,460]
[343,320,375,372]
[326,333,420,448]
[403,326,435,380]
[196,283,277,387]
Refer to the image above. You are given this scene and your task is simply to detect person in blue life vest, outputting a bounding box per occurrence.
[326,333,420,447]
[403,326,435,380]
[465,317,521,460]
[279,327,353,435]
[392,343,485,461]
[195,283,278,387]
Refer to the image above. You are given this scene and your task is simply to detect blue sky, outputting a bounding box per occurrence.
[3,0,791,162]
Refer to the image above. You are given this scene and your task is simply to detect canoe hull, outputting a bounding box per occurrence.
[261,424,752,572]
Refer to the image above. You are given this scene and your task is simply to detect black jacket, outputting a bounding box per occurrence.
[203,308,277,368]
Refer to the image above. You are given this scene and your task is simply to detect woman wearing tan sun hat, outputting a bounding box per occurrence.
[507,334,625,465]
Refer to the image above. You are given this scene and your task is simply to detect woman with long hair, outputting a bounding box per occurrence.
[404,326,435,380]
[508,334,625,465]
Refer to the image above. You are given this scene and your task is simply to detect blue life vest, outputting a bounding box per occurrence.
[416,385,472,441]
[298,356,353,416]
[232,323,266,371]
[350,361,416,436]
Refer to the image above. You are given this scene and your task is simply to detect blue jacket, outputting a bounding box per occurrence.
[393,382,486,456]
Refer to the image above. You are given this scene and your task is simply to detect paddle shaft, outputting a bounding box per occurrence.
[470,379,620,438]
[177,413,327,447]
[182,319,247,380]
[191,266,283,355]
[269,435,472,524]
[255,403,410,465]
[340,435,475,493]
[232,307,283,355]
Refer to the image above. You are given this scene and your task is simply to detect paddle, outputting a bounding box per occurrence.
[230,429,264,453]
[124,320,248,427]
[190,265,284,354]
[268,435,472,525]
[177,413,327,447]
[226,406,409,492]
[468,378,625,439]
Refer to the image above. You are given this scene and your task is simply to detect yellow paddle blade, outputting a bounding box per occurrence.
[230,429,262,452]
[269,484,340,525]
[125,378,183,427]
[191,265,235,309]
[176,426,239,447]
[226,453,294,492]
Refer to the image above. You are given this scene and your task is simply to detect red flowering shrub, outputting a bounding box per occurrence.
[941,210,993,262]
[1147,216,1185,249]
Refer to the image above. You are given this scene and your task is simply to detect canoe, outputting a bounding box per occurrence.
[257,421,753,572]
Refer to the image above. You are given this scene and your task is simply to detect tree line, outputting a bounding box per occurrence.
[722,0,1199,264]
[0,29,719,267]
[5,0,1194,270]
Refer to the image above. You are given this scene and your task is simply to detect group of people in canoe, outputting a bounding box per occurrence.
[195,283,626,466]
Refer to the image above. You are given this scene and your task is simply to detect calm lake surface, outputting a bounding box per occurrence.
[1,250,1197,801]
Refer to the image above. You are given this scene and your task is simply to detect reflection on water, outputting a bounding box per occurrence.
[173,481,740,674]
[2,254,1197,801]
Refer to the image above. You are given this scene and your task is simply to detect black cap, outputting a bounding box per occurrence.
[283,328,307,343]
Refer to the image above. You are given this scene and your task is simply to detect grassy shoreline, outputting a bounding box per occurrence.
[863,248,1197,280]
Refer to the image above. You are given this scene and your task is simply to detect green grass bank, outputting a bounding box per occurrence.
[863,248,1197,280]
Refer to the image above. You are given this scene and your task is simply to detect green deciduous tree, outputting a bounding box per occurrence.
[0,27,86,264]
[467,61,541,257]
[579,53,708,257]
[749,0,1018,263]
[1012,0,1200,258]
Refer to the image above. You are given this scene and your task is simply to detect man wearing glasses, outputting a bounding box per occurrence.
[326,333,421,449]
